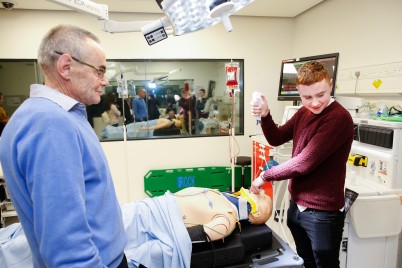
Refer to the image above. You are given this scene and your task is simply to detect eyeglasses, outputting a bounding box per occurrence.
[54,51,106,79]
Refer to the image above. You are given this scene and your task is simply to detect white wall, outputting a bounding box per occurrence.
[2,0,401,203]
[294,0,402,106]
[294,0,402,68]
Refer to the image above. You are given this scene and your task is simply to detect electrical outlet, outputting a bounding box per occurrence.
[355,71,361,78]
[338,69,357,80]
[396,62,402,74]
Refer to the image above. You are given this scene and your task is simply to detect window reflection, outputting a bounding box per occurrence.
[0,59,244,141]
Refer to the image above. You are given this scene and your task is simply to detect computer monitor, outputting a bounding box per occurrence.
[281,106,301,126]
[277,53,339,103]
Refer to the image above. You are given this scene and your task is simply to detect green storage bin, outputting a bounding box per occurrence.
[144,166,251,197]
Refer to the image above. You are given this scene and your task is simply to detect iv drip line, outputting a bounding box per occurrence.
[253,120,298,254]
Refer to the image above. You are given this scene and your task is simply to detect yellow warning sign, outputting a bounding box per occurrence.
[373,79,382,89]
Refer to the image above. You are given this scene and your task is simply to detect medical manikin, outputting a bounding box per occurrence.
[101,118,182,139]
[0,188,272,268]
[175,187,272,242]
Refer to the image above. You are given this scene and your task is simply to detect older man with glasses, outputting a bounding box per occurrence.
[0,25,128,268]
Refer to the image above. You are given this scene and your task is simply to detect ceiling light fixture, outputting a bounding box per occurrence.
[47,0,255,45]
[162,0,255,35]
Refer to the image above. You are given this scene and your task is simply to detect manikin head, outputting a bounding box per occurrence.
[296,61,332,115]
[241,189,273,225]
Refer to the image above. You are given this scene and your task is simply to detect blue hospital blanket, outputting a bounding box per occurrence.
[0,192,192,268]
[122,192,192,268]
[0,223,32,268]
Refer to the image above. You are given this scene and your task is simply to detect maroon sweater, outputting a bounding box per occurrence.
[260,101,354,211]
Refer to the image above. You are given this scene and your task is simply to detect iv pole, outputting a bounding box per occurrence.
[230,88,236,192]
[116,73,131,201]
[227,60,240,192]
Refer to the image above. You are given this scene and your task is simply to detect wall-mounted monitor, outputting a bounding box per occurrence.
[277,53,339,102]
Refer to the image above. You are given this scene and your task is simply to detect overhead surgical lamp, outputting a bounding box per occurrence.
[148,74,168,89]
[147,68,181,88]
[47,0,255,45]
[162,0,255,35]
[47,0,109,19]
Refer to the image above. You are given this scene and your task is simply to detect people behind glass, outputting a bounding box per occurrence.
[138,117,182,131]
[165,107,177,121]
[104,92,121,127]
[166,90,177,113]
[117,95,134,124]
[196,88,209,119]
[132,86,148,122]
[0,92,9,136]
[147,93,160,120]
[178,88,197,134]
[101,117,182,139]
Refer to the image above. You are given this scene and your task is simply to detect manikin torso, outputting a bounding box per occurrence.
[174,187,240,241]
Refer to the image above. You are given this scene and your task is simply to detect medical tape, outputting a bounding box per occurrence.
[239,188,258,214]
[238,197,249,220]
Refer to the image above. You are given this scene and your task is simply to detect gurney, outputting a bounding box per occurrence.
[191,221,303,268]
[123,189,303,268]
[142,168,304,267]
[0,196,303,268]
[1,168,304,268]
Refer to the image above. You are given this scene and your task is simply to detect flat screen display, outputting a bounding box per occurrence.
[277,53,339,102]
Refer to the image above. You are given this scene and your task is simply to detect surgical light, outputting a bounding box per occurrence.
[47,0,108,19]
[46,0,256,46]
[160,0,255,36]
[148,82,157,89]
[142,19,169,45]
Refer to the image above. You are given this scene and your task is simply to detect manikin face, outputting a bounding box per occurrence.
[297,78,332,115]
[244,189,272,225]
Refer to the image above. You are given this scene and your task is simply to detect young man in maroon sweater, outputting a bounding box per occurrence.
[250,61,354,268]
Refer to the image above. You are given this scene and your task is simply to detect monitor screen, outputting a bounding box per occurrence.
[277,53,339,102]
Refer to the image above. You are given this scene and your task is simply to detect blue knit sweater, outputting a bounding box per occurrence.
[0,85,126,268]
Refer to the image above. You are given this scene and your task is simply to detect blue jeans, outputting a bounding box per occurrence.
[287,200,345,268]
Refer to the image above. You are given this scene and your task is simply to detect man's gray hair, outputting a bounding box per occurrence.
[37,24,100,73]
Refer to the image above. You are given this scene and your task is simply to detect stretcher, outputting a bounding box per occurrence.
[191,221,303,268]
[143,169,302,267]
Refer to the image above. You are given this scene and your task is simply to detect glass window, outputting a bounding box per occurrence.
[0,59,244,141]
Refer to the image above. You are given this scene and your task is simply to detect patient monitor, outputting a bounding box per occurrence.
[281,106,301,125]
